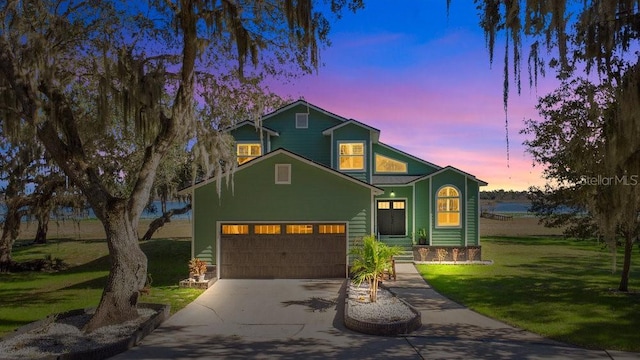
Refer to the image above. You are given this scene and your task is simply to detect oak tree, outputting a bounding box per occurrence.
[0,0,363,332]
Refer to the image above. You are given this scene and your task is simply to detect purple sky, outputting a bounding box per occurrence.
[269,1,561,191]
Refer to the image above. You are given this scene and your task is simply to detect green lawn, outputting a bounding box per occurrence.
[417,236,640,352]
[0,237,203,337]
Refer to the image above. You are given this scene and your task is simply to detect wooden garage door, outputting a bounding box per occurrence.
[220,223,347,279]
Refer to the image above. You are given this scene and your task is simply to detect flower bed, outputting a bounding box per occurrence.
[344,281,421,336]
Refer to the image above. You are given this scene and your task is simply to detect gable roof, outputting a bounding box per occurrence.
[179,148,385,195]
[224,120,280,136]
[375,142,442,172]
[322,119,381,143]
[409,165,488,186]
[262,99,349,123]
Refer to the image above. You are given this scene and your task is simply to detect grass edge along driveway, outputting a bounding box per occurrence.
[0,238,203,337]
[417,236,640,353]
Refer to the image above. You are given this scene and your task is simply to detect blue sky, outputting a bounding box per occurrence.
[270,1,561,190]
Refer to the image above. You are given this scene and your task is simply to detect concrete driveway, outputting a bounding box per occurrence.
[113,279,417,359]
[113,270,639,359]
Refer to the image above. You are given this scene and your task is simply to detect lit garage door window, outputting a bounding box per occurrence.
[318,224,345,234]
[222,224,249,234]
[254,224,281,234]
[286,224,313,234]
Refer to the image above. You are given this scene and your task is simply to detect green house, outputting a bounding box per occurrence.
[181,100,487,279]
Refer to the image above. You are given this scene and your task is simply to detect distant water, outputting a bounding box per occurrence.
[490,202,532,213]
[0,201,191,222]
[484,202,578,215]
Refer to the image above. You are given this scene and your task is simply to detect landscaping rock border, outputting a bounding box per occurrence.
[0,303,169,360]
[344,283,421,336]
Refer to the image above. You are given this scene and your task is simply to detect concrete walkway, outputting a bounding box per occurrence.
[112,264,640,359]
[387,263,639,360]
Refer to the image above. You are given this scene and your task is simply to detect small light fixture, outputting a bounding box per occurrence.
[390,191,396,198]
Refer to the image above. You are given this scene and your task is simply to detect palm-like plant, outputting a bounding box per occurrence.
[350,235,402,302]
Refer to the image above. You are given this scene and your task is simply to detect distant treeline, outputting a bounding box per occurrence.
[480,190,529,201]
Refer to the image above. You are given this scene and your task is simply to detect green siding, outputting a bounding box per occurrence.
[465,179,480,246]
[374,185,413,237]
[231,124,263,142]
[414,179,430,241]
[192,152,374,264]
[430,169,467,247]
[333,123,371,182]
[372,143,439,175]
[265,104,341,166]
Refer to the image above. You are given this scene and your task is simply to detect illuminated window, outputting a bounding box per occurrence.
[377,201,390,209]
[437,186,460,227]
[222,224,249,234]
[237,143,261,164]
[319,224,345,234]
[375,154,408,173]
[338,142,365,171]
[286,224,313,234]
[254,224,281,234]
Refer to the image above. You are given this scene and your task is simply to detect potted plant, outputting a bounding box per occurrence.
[189,258,208,282]
[416,228,428,245]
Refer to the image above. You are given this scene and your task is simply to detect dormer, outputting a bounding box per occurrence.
[322,119,380,182]
[226,120,279,165]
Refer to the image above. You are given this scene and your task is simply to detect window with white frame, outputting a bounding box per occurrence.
[295,113,308,128]
[437,186,460,227]
[375,153,408,173]
[338,142,365,171]
[236,143,261,164]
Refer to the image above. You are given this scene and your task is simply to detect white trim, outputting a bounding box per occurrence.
[375,197,409,237]
[295,113,309,129]
[465,179,468,246]
[275,163,291,184]
[368,139,373,183]
[434,184,463,229]
[215,220,221,279]
[263,100,349,123]
[337,140,366,172]
[412,183,416,243]
[217,220,350,279]
[408,165,488,186]
[376,142,441,171]
[179,149,383,195]
[429,178,433,246]
[236,141,262,165]
[370,192,376,235]
[477,186,481,246]
[374,153,409,174]
[330,133,334,168]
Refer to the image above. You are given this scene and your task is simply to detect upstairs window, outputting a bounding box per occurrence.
[237,143,261,164]
[338,142,365,171]
[296,113,309,128]
[375,154,408,173]
[437,186,460,227]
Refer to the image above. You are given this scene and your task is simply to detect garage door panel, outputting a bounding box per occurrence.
[220,226,347,279]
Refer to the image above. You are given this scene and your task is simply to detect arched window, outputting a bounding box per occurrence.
[437,186,460,227]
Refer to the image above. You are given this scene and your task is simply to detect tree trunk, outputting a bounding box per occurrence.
[618,233,635,292]
[141,203,191,241]
[83,202,148,333]
[33,213,49,244]
[0,203,23,272]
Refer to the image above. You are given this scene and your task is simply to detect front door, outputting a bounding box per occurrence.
[377,200,406,236]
